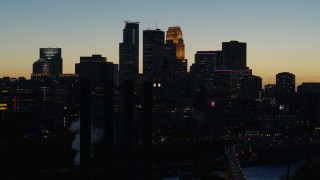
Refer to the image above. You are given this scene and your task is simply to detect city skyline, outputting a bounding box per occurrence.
[1,0,320,86]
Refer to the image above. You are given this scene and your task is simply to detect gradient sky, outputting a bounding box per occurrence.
[1,0,320,86]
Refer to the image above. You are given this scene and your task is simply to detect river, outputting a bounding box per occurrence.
[243,163,301,180]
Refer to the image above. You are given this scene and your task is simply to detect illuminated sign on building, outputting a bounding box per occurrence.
[0,103,7,111]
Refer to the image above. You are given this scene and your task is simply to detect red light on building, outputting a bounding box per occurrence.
[13,96,17,112]
[210,100,216,108]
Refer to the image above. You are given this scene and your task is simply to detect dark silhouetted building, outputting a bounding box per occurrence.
[40,48,63,77]
[190,51,221,108]
[240,75,262,100]
[55,74,80,110]
[276,72,295,109]
[230,68,252,99]
[75,54,114,128]
[191,51,223,77]
[119,22,139,82]
[298,83,320,94]
[263,84,277,108]
[143,29,165,75]
[222,41,246,70]
[152,44,176,82]
[0,77,17,112]
[276,72,295,94]
[16,78,55,112]
[264,84,276,99]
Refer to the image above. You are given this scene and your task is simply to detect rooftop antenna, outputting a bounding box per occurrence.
[156,20,158,29]
[148,19,151,29]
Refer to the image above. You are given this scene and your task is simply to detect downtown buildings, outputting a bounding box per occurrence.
[1,21,320,180]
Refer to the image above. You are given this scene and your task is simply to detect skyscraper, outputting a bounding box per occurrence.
[276,72,295,94]
[119,21,139,81]
[166,26,184,60]
[222,41,246,70]
[75,54,114,128]
[32,58,50,74]
[75,54,114,82]
[276,72,295,108]
[40,48,63,77]
[143,29,165,75]
[192,51,223,77]
[166,26,187,76]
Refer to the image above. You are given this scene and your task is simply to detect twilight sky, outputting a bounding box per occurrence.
[1,0,320,86]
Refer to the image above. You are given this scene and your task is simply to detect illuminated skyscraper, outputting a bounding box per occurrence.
[40,48,62,77]
[119,21,139,81]
[166,26,187,75]
[143,29,165,75]
[166,26,184,60]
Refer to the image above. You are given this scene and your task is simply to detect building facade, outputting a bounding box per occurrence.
[40,48,63,77]
[166,26,187,76]
[119,22,139,82]
[143,29,165,75]
[222,41,246,70]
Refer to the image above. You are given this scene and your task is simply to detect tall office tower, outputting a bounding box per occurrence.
[152,44,176,81]
[119,21,139,81]
[276,72,295,94]
[192,51,223,77]
[166,26,187,75]
[276,72,295,108]
[76,55,115,179]
[222,41,246,70]
[55,74,80,111]
[16,78,54,112]
[230,68,252,99]
[190,51,221,103]
[40,48,63,77]
[33,58,50,74]
[143,29,165,75]
[75,54,114,128]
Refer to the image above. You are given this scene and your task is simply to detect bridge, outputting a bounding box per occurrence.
[224,146,246,180]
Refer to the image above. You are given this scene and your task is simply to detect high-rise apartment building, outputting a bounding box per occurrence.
[119,22,139,81]
[40,48,63,77]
